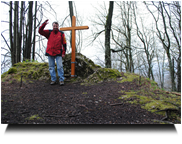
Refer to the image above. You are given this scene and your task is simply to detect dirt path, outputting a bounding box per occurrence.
[1,80,164,124]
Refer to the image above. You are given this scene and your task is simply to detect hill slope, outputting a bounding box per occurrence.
[1,59,181,124]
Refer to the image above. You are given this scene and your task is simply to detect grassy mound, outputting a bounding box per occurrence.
[1,62,50,83]
[81,68,121,85]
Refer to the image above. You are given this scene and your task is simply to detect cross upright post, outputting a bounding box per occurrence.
[60,16,89,78]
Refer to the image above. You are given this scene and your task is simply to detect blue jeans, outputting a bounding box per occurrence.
[48,56,64,82]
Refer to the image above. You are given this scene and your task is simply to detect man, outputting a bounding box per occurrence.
[38,19,66,86]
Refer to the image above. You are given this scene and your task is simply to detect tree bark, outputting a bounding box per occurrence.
[17,1,25,63]
[32,1,37,61]
[16,1,20,64]
[13,1,18,65]
[177,61,181,92]
[105,1,114,68]
[9,1,14,66]
[24,1,33,61]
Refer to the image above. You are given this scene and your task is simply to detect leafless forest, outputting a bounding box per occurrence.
[1,1,181,92]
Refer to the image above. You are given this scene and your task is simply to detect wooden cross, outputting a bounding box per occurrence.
[60,16,89,78]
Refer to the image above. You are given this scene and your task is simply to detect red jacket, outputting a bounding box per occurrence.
[38,22,67,56]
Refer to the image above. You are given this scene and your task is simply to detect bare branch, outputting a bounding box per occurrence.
[1,33,11,50]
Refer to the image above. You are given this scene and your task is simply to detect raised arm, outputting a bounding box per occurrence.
[38,19,50,39]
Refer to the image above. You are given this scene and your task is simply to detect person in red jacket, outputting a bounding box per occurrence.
[38,19,67,85]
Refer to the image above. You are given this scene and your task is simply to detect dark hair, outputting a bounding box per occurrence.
[52,22,59,26]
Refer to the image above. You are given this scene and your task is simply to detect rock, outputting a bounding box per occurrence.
[63,53,101,79]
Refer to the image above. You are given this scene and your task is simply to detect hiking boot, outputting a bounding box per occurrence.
[50,81,56,85]
[59,81,64,86]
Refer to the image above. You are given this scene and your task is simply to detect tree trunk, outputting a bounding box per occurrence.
[166,49,176,91]
[16,1,20,63]
[13,1,18,65]
[32,1,37,61]
[161,51,165,89]
[177,58,181,92]
[105,1,114,68]
[127,2,133,72]
[24,1,33,61]
[17,1,25,63]
[9,1,14,66]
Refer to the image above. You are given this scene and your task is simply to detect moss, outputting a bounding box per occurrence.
[82,92,87,94]
[150,80,158,90]
[117,84,181,120]
[26,114,42,120]
[1,62,50,83]
[28,81,34,84]
[117,72,139,83]
[82,68,121,85]
[1,72,8,78]
[7,67,17,74]
[141,100,178,115]
[136,96,152,105]
[125,91,136,96]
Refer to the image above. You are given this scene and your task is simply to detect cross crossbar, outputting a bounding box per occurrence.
[59,26,89,31]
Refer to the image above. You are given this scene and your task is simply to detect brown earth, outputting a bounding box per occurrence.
[1,79,170,124]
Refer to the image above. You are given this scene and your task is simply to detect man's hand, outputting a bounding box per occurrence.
[44,19,49,25]
[62,54,65,58]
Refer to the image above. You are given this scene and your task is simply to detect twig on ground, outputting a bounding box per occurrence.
[110,103,123,106]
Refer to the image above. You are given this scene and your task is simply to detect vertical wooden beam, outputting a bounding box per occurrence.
[59,15,89,78]
[71,16,76,77]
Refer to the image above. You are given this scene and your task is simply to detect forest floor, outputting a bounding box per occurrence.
[2,78,180,124]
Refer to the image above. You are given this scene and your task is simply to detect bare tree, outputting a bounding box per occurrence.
[133,3,155,80]
[111,1,134,72]
[105,1,114,68]
[13,1,18,64]
[32,1,37,61]
[145,1,180,91]
[23,1,33,61]
[9,1,13,66]
[163,1,181,92]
